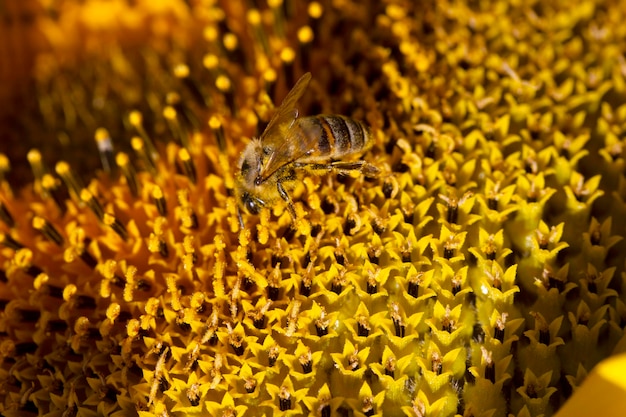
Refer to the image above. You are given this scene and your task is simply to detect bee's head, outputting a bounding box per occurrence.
[237,139,270,215]
[238,140,264,186]
[240,191,264,214]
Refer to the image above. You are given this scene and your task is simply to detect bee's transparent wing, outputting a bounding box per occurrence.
[259,117,323,182]
[258,72,320,181]
[259,72,312,145]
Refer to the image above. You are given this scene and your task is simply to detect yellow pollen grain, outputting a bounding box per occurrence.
[257,210,270,245]
[152,185,164,200]
[103,213,115,226]
[183,235,195,254]
[145,298,160,316]
[223,32,238,51]
[280,47,296,63]
[41,174,58,190]
[166,92,181,105]
[63,284,77,302]
[239,228,251,247]
[203,25,219,42]
[163,106,177,120]
[215,75,231,92]
[33,273,48,291]
[147,234,161,253]
[32,216,45,230]
[124,275,135,302]
[131,137,144,151]
[386,4,407,20]
[182,254,194,271]
[247,9,262,25]
[79,188,92,203]
[391,21,410,38]
[106,303,120,321]
[125,265,137,282]
[94,127,110,143]
[128,110,142,126]
[74,317,90,335]
[68,226,85,247]
[101,260,116,280]
[203,54,219,70]
[127,319,140,338]
[27,149,42,164]
[115,152,129,167]
[263,68,278,83]
[100,279,111,299]
[0,154,9,171]
[190,292,205,309]
[297,26,314,43]
[179,148,191,162]
[13,248,33,268]
[177,189,190,206]
[174,64,190,78]
[308,2,323,19]
[208,115,222,129]
[63,248,77,263]
[54,160,68,176]
[268,0,282,7]
[165,273,182,311]
[238,109,256,129]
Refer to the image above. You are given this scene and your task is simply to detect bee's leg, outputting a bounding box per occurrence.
[331,161,380,176]
[276,180,297,219]
[236,206,245,231]
[295,161,379,177]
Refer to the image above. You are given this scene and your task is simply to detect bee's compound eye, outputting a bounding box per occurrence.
[246,199,260,214]
[242,193,261,214]
[240,159,251,174]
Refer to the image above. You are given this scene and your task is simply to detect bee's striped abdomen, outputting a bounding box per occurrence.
[314,115,369,157]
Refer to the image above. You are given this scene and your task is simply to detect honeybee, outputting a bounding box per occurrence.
[236,72,378,220]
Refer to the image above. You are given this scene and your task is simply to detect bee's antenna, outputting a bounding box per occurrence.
[237,206,245,231]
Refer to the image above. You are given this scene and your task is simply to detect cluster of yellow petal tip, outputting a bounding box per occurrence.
[1,0,626,416]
